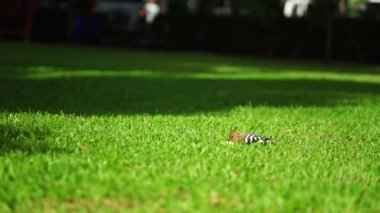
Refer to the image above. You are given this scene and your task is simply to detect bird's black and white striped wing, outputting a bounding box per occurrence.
[243,134,269,144]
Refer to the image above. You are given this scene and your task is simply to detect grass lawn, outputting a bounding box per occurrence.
[0,42,379,212]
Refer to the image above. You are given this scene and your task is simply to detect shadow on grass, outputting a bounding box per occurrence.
[1,41,380,76]
[0,76,379,115]
[0,124,69,155]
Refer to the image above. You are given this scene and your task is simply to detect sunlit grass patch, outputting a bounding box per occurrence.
[6,63,380,84]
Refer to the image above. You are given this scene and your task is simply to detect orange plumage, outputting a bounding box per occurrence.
[228,129,244,141]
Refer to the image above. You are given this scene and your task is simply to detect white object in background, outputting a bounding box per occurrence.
[284,0,312,18]
[144,1,160,24]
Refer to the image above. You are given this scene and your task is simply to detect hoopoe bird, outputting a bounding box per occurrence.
[228,129,270,144]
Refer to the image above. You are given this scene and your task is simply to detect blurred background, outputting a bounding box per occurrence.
[1,0,379,63]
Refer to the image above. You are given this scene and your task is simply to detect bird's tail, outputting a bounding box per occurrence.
[261,137,270,144]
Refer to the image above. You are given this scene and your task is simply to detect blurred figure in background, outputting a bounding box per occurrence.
[140,0,160,24]
[138,0,160,46]
[72,0,99,44]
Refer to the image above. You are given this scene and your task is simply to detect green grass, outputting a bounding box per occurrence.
[0,42,379,212]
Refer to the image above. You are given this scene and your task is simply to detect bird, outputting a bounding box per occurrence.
[228,129,270,144]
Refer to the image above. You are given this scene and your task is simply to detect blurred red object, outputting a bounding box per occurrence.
[91,6,98,14]
[139,9,147,17]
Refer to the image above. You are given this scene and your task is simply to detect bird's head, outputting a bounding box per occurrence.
[228,129,242,141]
